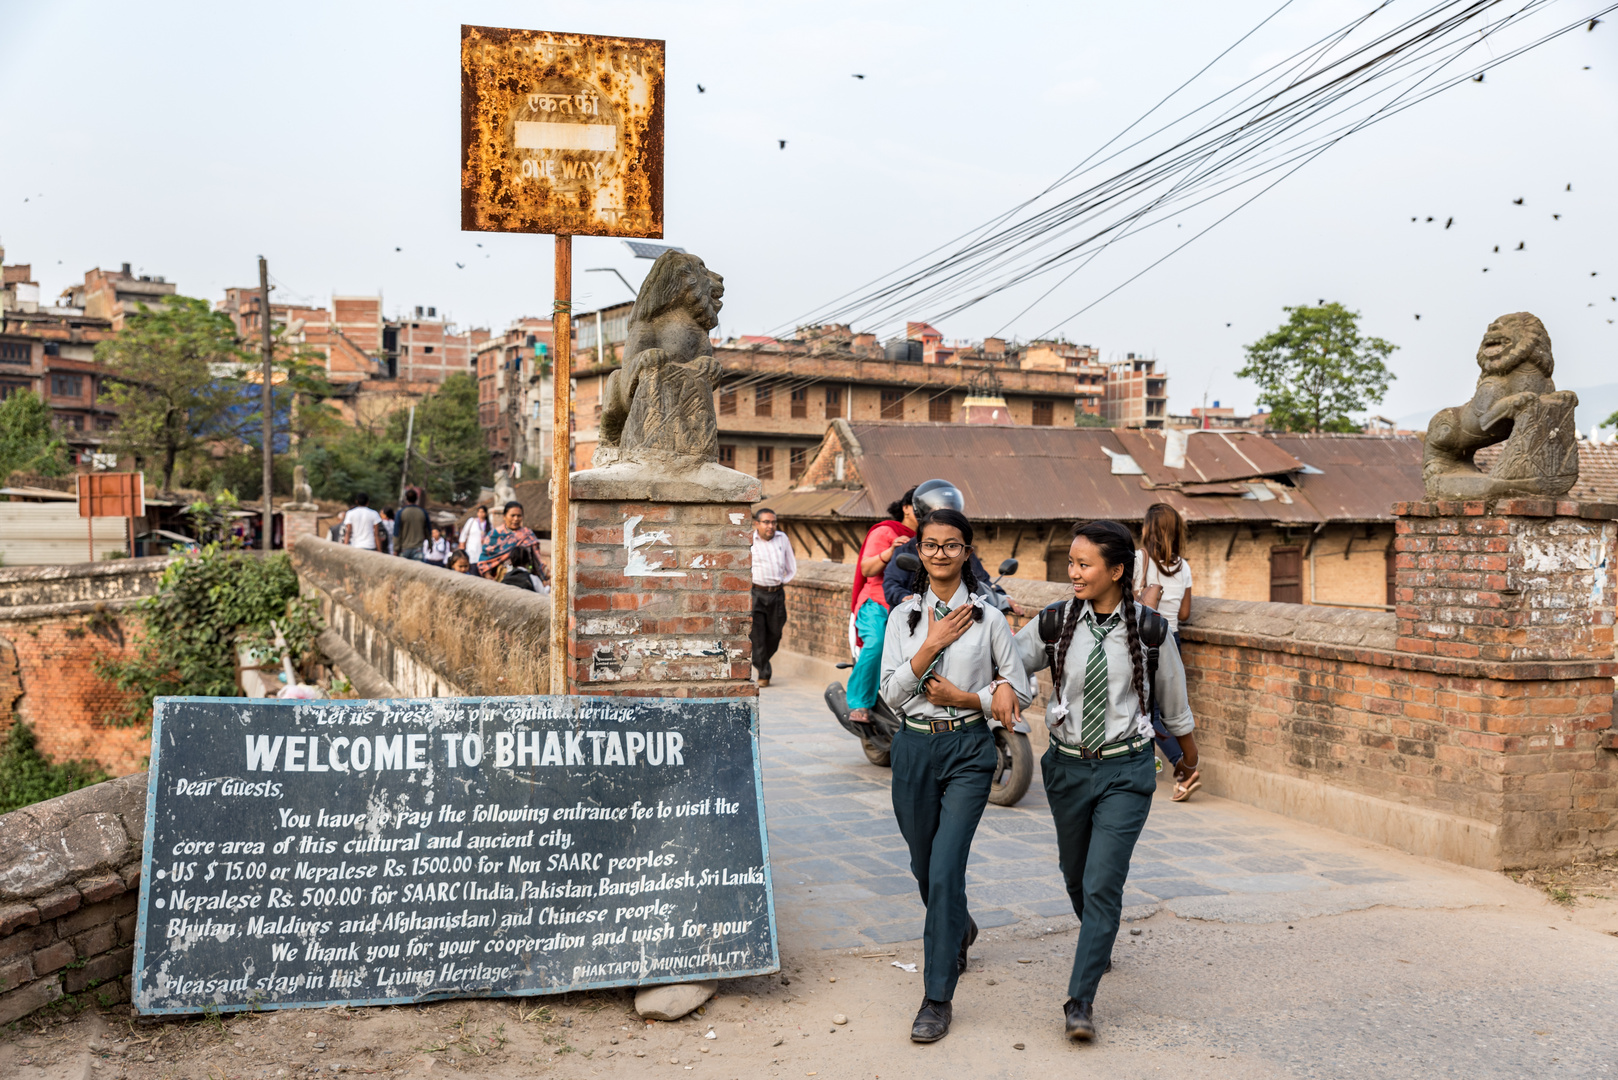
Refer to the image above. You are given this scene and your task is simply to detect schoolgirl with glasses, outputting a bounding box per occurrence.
[1012,519,1198,1043]
[878,508,1033,1044]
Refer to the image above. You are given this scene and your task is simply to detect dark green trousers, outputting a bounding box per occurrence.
[1041,742,1155,1003]
[890,722,996,1002]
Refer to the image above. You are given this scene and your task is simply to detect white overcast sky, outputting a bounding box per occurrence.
[1,0,1613,424]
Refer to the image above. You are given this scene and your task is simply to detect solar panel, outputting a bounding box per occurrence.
[622,240,686,259]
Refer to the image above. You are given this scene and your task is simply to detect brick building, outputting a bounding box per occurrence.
[767,421,1430,610]
[1013,340,1106,416]
[1104,353,1169,428]
[474,317,554,473]
[0,248,131,462]
[569,335,1089,499]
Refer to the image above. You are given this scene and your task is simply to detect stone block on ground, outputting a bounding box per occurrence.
[634,979,718,1020]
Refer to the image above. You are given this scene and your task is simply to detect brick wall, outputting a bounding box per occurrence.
[0,558,172,775]
[0,774,145,1024]
[570,499,756,699]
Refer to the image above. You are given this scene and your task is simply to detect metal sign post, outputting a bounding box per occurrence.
[461,25,665,694]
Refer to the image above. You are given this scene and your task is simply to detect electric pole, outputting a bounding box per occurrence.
[259,256,274,551]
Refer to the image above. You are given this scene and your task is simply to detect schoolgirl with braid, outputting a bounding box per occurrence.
[878,507,1033,1044]
[1011,519,1198,1043]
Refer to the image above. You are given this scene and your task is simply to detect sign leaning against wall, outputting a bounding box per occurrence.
[460,25,665,239]
[132,695,776,1014]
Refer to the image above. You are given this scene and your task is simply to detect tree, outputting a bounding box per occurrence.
[95,296,255,491]
[388,372,491,504]
[1236,302,1396,433]
[0,390,69,482]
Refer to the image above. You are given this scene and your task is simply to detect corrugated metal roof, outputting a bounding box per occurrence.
[1269,434,1425,521]
[770,423,1429,527]
[1113,429,1305,485]
[1476,440,1618,505]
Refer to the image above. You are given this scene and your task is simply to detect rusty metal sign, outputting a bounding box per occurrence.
[461,25,664,238]
[77,471,144,519]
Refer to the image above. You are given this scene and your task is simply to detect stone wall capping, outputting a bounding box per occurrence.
[571,460,762,504]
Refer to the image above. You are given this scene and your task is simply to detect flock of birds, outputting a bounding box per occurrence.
[1404,182,1611,324]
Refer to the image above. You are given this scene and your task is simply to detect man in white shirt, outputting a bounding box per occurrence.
[750,508,796,687]
[340,492,386,552]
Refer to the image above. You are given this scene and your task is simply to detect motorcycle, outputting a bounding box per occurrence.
[824,554,1034,806]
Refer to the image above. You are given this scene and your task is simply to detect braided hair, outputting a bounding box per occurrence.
[906,508,985,634]
[1067,520,1150,716]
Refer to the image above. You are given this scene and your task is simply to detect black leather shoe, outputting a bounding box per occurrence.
[1064,998,1095,1041]
[911,998,952,1043]
[956,916,979,975]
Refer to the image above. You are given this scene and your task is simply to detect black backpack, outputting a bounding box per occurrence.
[1038,600,1169,709]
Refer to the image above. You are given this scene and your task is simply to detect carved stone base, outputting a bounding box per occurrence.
[572,457,761,505]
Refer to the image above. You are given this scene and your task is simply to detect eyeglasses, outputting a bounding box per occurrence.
[919,540,967,557]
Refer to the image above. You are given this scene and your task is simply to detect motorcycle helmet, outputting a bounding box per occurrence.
[911,478,964,516]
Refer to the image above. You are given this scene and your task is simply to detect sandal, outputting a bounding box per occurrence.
[1172,768,1202,802]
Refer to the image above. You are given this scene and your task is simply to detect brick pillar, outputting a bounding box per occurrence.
[1393,498,1617,663]
[282,507,321,550]
[567,465,762,698]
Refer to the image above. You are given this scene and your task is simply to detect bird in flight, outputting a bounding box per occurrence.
[1567,183,1573,191]
[395,247,402,252]
[778,140,787,149]
[1445,217,1453,228]
[1493,245,1499,252]
[1590,18,1602,31]
[1554,214,1561,220]
[852,74,865,79]
[1512,197,1524,205]
[1225,322,1231,327]
[697,84,706,93]
[1425,216,1433,222]
[1515,242,1525,250]
[1472,73,1484,83]
[455,262,465,269]
[1415,314,1421,320]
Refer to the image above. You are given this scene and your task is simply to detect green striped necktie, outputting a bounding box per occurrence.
[1080,610,1120,749]
[931,600,956,716]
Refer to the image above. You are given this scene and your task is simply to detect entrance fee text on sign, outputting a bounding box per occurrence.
[460,25,664,238]
[132,696,776,1014]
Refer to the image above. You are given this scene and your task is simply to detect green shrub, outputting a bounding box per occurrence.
[0,721,108,815]
[95,541,314,729]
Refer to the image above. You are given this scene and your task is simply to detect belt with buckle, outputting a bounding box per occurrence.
[752,583,783,592]
[901,713,984,735]
[1053,735,1151,760]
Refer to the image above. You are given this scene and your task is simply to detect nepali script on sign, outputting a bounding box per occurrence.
[131,695,777,1014]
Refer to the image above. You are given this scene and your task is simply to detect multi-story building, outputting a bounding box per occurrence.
[1103,353,1169,428]
[0,249,129,462]
[1014,340,1106,416]
[569,336,1088,498]
[59,263,177,329]
[392,305,488,383]
[475,318,554,473]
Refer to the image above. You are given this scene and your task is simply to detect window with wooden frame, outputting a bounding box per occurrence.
[756,445,775,480]
[790,386,808,418]
[880,388,905,420]
[718,384,737,416]
[755,384,773,417]
[928,392,952,422]
[824,385,843,419]
[717,444,736,468]
[789,446,807,479]
[1032,399,1054,426]
[50,373,84,398]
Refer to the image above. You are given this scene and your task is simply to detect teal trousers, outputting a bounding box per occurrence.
[1040,743,1155,1003]
[847,600,890,711]
[890,722,996,1002]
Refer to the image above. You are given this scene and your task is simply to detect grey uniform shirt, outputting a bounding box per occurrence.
[1014,600,1195,746]
[880,581,1034,724]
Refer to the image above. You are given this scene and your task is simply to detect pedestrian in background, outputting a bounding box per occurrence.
[395,489,430,561]
[847,487,917,724]
[379,507,397,555]
[1014,520,1198,1044]
[478,501,545,583]
[1135,502,1198,800]
[340,492,385,551]
[424,524,452,568]
[749,507,796,687]
[460,505,491,566]
[448,550,475,575]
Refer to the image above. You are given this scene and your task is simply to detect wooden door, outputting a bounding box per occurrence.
[1270,545,1303,603]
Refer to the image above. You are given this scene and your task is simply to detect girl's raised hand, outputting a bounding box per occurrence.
[922,602,975,653]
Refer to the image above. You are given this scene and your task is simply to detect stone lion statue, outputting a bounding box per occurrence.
[1422,312,1579,499]
[595,251,725,466]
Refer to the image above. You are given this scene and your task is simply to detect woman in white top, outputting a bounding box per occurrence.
[423,525,453,567]
[879,508,1033,1044]
[1013,520,1198,1043]
[459,506,491,566]
[1134,502,1198,800]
